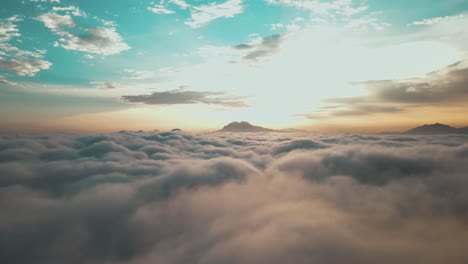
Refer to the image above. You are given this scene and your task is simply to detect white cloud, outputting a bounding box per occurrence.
[37,13,75,30]
[346,16,391,31]
[52,5,85,17]
[0,16,51,76]
[170,0,189,9]
[58,27,130,55]
[0,57,51,76]
[270,23,284,31]
[147,0,244,28]
[410,14,465,26]
[185,0,244,28]
[0,16,21,42]
[38,10,130,56]
[90,81,121,89]
[124,69,156,80]
[30,0,60,2]
[265,0,368,17]
[147,4,175,14]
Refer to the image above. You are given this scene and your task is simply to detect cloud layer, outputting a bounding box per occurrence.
[1,131,468,263]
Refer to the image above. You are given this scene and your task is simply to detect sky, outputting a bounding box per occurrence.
[1,0,468,133]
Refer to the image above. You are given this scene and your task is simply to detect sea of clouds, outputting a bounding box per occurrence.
[1,131,468,264]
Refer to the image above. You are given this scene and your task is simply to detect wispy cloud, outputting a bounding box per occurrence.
[147,0,244,28]
[0,75,17,86]
[122,88,249,107]
[265,0,368,17]
[29,0,60,3]
[147,3,175,14]
[185,0,244,28]
[91,81,121,89]
[123,69,156,80]
[409,14,465,26]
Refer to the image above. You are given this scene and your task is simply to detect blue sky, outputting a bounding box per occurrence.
[1,0,468,132]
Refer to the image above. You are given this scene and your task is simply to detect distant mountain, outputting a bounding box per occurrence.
[218,121,277,132]
[406,123,458,135]
[382,123,468,135]
[218,121,312,133]
[457,126,468,134]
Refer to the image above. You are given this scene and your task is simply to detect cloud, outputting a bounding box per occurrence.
[147,0,243,28]
[1,132,468,263]
[91,81,121,89]
[0,57,52,77]
[122,88,249,107]
[185,0,244,28]
[233,34,283,61]
[0,16,52,76]
[0,75,17,86]
[300,104,403,119]
[51,5,85,17]
[37,7,130,56]
[270,23,284,31]
[30,0,60,2]
[265,0,368,17]
[58,27,130,55]
[170,0,189,9]
[124,69,156,80]
[37,12,75,29]
[147,4,175,14]
[301,61,468,118]
[147,0,189,14]
[410,14,465,26]
[0,16,21,42]
[272,139,329,154]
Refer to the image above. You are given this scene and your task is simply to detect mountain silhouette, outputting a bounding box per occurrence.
[458,126,468,134]
[406,123,457,134]
[218,121,277,132]
[382,123,468,135]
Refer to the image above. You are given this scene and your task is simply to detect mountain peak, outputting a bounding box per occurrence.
[219,121,275,132]
[405,123,458,135]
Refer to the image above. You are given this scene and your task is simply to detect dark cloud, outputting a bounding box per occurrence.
[1,131,468,263]
[122,89,249,107]
[232,44,252,50]
[301,61,468,118]
[233,34,283,61]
